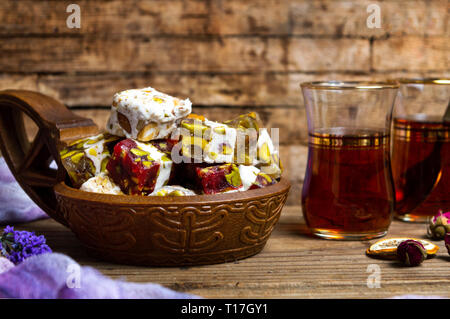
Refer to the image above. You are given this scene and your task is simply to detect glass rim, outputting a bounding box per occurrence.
[300,81,399,90]
[396,77,450,85]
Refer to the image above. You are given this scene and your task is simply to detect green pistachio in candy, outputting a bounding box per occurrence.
[396,239,427,267]
[427,210,450,240]
[59,133,119,188]
[225,164,242,187]
[224,112,262,131]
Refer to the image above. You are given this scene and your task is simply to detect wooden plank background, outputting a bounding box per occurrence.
[0,0,449,205]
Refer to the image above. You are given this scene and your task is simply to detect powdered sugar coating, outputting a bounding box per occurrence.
[238,165,260,191]
[106,87,192,141]
[80,173,123,195]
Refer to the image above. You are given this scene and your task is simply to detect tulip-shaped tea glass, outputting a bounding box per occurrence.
[301,81,398,240]
[391,78,450,222]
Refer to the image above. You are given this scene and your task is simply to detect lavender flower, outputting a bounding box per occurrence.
[0,226,52,264]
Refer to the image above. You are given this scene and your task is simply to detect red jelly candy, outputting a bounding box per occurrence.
[106,139,165,195]
[149,138,179,155]
[196,164,242,194]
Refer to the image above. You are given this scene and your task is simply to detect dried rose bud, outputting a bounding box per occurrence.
[427,211,450,240]
[397,239,427,267]
[445,233,450,255]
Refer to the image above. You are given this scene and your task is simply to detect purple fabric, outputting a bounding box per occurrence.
[0,157,48,224]
[0,253,200,299]
[0,257,14,274]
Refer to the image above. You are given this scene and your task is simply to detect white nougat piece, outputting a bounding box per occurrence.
[203,120,237,164]
[257,129,276,157]
[106,87,192,141]
[238,165,260,191]
[181,118,237,164]
[80,173,123,195]
[149,185,196,197]
[255,128,282,179]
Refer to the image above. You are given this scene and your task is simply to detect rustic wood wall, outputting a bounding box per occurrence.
[0,0,449,205]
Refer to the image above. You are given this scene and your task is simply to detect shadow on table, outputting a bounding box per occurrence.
[274,217,315,239]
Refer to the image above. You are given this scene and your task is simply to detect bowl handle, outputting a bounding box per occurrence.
[0,90,99,226]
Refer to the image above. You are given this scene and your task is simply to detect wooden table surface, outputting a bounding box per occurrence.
[15,206,450,299]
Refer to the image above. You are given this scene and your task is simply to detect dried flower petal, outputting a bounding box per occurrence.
[397,239,427,267]
[427,211,450,240]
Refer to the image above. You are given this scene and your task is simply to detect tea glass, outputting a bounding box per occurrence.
[301,81,398,240]
[391,78,450,222]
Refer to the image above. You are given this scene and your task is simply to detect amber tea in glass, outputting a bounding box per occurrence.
[301,82,398,240]
[392,79,450,222]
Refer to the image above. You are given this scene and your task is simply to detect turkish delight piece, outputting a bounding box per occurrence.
[148,139,180,186]
[225,112,261,165]
[59,133,120,188]
[148,138,178,156]
[249,172,276,190]
[196,164,242,194]
[180,117,237,164]
[106,138,173,195]
[150,185,196,197]
[256,128,283,179]
[170,162,208,189]
[224,112,282,178]
[80,173,123,195]
[224,111,262,131]
[238,165,276,191]
[106,87,191,142]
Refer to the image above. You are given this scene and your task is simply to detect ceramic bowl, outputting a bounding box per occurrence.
[0,90,290,266]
